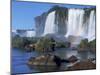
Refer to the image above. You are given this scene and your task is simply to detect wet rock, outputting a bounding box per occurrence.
[68,55,78,63]
[68,60,96,70]
[28,55,79,68]
[27,55,56,66]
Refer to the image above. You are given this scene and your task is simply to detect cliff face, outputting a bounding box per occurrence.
[35,12,47,37]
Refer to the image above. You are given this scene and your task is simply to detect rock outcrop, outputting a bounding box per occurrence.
[27,55,78,66]
[68,55,78,63]
[28,55,56,66]
[68,60,96,70]
[35,12,47,37]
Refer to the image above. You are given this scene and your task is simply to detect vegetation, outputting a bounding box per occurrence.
[12,36,38,50]
[78,39,89,49]
[55,42,69,48]
[12,35,70,52]
[12,36,24,49]
[78,39,96,51]
[35,36,70,52]
[88,39,96,52]
[35,37,55,52]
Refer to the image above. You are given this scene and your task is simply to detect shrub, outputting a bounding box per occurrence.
[78,39,96,50]
[35,37,52,52]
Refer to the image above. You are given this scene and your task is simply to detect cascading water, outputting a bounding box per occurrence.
[65,9,85,37]
[88,10,96,42]
[65,9,96,43]
[43,11,57,35]
[64,9,85,45]
[42,8,96,43]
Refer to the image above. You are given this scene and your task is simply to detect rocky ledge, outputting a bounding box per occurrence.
[27,55,56,66]
[68,59,96,70]
[27,55,96,71]
[27,55,78,66]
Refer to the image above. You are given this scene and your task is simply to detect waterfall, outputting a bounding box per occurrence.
[65,9,85,37]
[42,8,96,43]
[65,9,96,42]
[43,11,57,35]
[88,10,96,42]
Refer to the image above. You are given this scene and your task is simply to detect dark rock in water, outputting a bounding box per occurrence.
[27,55,56,66]
[28,54,78,67]
[68,60,96,70]
[67,55,78,63]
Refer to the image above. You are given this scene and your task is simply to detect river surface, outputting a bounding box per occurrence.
[11,48,95,74]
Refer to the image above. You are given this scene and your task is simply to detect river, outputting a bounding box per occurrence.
[11,48,95,74]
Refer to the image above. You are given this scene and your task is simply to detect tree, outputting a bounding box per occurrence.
[35,37,52,52]
[78,39,89,51]
[78,39,96,51]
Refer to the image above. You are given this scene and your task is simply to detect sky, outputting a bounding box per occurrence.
[12,0,96,30]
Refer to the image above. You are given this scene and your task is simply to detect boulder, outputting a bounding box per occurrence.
[28,55,79,67]
[27,55,56,66]
[68,55,78,63]
[68,60,96,70]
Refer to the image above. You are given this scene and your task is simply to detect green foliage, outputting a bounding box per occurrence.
[35,36,69,52]
[78,39,96,50]
[88,39,96,49]
[56,42,67,48]
[12,36,24,49]
[12,36,38,49]
[35,37,53,52]
[78,39,89,49]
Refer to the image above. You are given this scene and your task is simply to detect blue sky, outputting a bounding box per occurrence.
[12,0,96,30]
